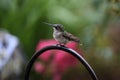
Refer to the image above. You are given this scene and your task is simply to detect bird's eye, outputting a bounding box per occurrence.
[55,27,58,29]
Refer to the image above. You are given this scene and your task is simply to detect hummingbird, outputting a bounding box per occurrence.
[44,22,82,46]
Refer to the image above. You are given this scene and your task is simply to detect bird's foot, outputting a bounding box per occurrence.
[56,44,65,47]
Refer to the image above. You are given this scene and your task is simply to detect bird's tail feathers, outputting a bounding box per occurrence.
[72,39,83,46]
[79,43,83,46]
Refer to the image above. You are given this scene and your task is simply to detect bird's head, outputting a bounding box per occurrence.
[43,22,64,32]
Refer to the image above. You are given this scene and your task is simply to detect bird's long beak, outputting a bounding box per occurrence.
[43,22,55,27]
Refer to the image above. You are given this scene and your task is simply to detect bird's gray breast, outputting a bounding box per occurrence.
[53,30,68,44]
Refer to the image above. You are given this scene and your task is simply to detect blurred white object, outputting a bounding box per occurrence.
[0,29,26,80]
[0,31,19,70]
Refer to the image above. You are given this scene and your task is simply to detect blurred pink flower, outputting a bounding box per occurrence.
[34,62,45,73]
[34,39,83,80]
[36,39,57,62]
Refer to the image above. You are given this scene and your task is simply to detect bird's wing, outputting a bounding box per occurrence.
[62,31,80,43]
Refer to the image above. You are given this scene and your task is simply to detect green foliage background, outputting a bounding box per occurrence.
[0,0,120,79]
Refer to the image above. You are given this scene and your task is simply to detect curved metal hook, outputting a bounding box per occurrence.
[24,45,98,80]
